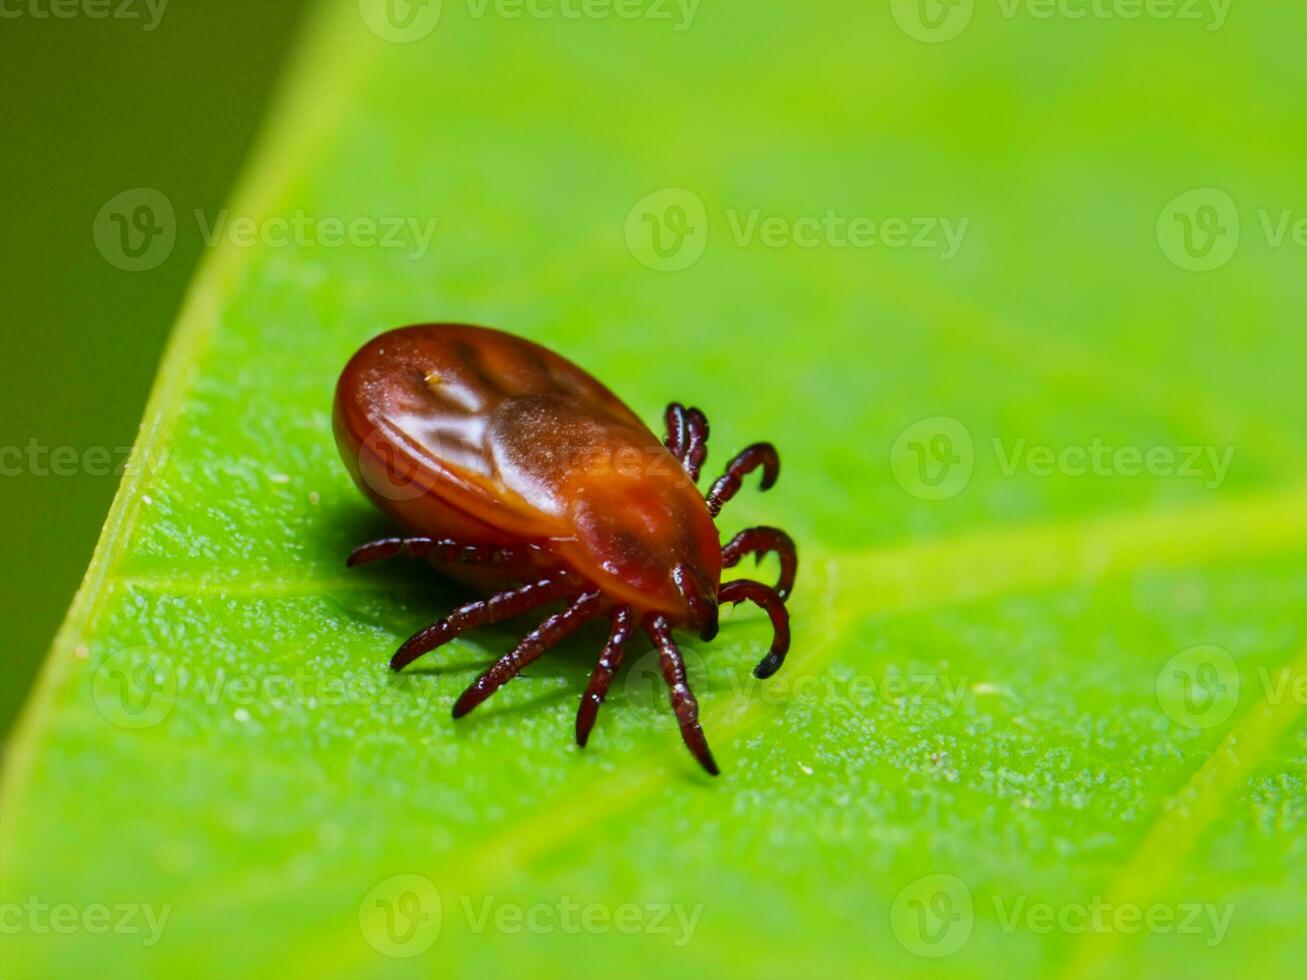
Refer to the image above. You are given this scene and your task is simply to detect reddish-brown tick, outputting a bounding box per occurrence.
[334,324,795,774]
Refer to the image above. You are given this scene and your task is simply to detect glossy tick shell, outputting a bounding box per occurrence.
[334,324,796,775]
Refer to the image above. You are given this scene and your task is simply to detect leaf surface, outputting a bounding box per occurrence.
[5,3,1307,977]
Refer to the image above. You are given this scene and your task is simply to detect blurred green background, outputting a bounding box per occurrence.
[0,0,306,732]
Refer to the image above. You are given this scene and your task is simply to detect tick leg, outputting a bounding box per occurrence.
[347,536,527,568]
[721,526,798,601]
[718,578,791,680]
[575,606,635,747]
[663,402,688,459]
[391,575,579,672]
[645,615,719,776]
[705,442,780,517]
[682,407,709,482]
[663,402,710,483]
[453,591,603,718]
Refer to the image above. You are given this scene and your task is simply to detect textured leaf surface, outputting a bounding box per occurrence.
[5,2,1307,977]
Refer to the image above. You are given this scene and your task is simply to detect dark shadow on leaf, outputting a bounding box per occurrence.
[448,686,576,724]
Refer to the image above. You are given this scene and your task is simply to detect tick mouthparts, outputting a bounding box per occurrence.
[699,605,720,642]
[672,562,718,640]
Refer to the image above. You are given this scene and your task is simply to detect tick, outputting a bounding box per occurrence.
[334,324,796,775]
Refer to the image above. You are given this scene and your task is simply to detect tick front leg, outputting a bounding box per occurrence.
[718,578,791,680]
[453,591,603,718]
[576,606,635,747]
[663,402,688,459]
[347,536,527,568]
[705,443,780,517]
[391,574,579,671]
[645,614,719,776]
[663,402,710,483]
[721,526,798,600]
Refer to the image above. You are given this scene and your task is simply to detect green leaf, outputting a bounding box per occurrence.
[5,2,1307,977]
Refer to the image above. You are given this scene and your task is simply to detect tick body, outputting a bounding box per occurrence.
[334,324,796,775]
